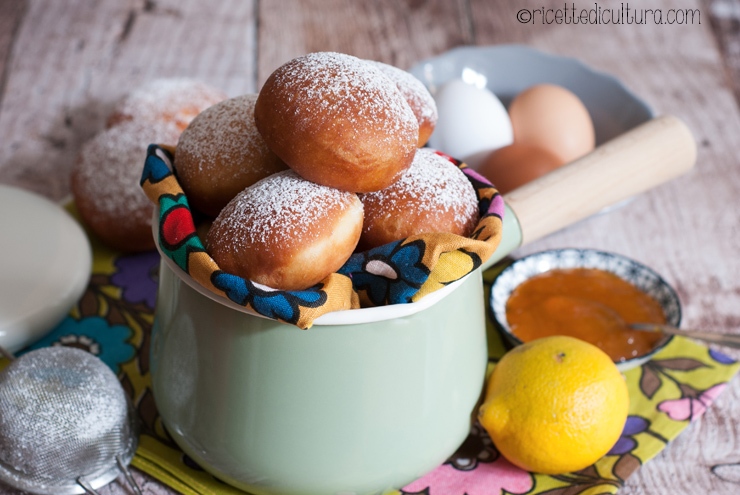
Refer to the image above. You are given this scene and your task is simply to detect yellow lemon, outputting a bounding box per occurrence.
[479,335,629,474]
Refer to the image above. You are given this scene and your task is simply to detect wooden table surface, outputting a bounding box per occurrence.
[2,0,740,494]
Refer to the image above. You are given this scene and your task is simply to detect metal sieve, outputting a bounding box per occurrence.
[0,346,142,495]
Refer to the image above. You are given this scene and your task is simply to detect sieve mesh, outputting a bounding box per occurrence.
[0,346,139,495]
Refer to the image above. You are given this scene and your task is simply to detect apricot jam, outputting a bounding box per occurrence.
[505,268,667,362]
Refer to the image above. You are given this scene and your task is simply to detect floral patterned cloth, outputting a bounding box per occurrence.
[2,209,738,495]
[139,145,505,328]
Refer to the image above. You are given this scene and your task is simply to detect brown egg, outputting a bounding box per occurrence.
[508,84,595,164]
[477,143,564,194]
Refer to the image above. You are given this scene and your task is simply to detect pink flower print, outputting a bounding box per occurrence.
[657,383,727,421]
[402,454,533,495]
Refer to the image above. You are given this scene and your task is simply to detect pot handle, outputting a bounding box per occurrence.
[502,115,697,246]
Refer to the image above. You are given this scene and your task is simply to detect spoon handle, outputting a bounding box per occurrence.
[631,324,740,349]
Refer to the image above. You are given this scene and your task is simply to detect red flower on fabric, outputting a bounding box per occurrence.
[160,205,196,249]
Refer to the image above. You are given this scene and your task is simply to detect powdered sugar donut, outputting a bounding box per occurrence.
[107,78,227,132]
[175,94,288,217]
[358,148,479,250]
[72,120,181,252]
[206,171,364,291]
[254,52,419,193]
[370,60,438,147]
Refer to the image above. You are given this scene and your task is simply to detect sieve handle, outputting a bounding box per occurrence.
[502,115,697,246]
[0,346,15,361]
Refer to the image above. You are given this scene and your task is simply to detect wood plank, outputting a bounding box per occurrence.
[1,1,738,494]
[256,0,470,86]
[0,0,257,202]
[705,0,740,105]
[0,0,133,200]
[468,1,740,494]
[0,0,28,104]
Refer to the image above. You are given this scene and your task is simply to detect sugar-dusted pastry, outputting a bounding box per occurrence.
[370,60,437,147]
[175,94,288,217]
[72,120,181,252]
[359,148,479,250]
[107,78,227,132]
[206,171,364,291]
[254,52,418,192]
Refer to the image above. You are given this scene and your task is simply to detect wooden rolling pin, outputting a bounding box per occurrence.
[486,115,697,266]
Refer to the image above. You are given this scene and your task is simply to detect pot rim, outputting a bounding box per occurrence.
[153,219,472,326]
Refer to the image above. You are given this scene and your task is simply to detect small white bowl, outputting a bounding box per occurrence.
[489,249,681,371]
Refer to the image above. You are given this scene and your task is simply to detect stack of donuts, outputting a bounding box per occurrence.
[76,52,483,292]
[72,79,227,252]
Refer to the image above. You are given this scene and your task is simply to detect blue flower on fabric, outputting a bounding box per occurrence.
[608,415,650,455]
[140,144,174,185]
[339,240,430,306]
[710,348,737,365]
[111,251,160,309]
[23,316,136,374]
[211,272,327,324]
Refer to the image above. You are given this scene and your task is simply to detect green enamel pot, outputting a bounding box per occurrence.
[151,250,488,495]
[151,46,696,495]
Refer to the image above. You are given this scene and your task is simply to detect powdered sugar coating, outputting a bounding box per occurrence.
[209,170,359,251]
[359,148,479,248]
[108,78,227,130]
[255,52,419,192]
[0,347,130,479]
[175,94,287,216]
[72,119,180,250]
[269,52,417,141]
[207,170,363,290]
[177,95,268,172]
[75,120,179,220]
[371,60,438,124]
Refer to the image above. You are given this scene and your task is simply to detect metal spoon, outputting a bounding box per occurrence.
[630,324,740,349]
